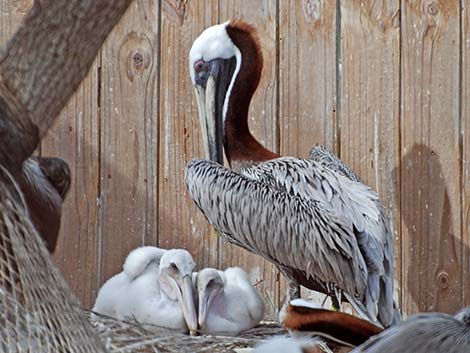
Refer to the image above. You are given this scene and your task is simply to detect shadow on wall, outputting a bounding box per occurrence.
[396,143,462,314]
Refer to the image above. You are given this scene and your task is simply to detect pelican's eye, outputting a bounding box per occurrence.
[206,279,218,289]
[170,262,178,271]
[193,59,211,87]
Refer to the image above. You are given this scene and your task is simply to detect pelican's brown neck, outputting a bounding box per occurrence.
[224,20,279,168]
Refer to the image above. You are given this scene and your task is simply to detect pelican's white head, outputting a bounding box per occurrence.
[195,268,225,330]
[158,249,198,335]
[189,21,243,165]
[189,21,240,86]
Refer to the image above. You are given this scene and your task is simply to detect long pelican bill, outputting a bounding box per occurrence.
[172,275,198,336]
[193,58,236,165]
[195,75,223,165]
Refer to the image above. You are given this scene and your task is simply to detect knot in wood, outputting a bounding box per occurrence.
[130,50,150,73]
[421,0,441,21]
[126,47,151,81]
[427,1,439,16]
[302,0,322,24]
[437,271,449,289]
[132,52,144,70]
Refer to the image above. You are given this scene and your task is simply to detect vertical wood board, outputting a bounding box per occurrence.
[44,68,100,309]
[99,0,160,285]
[400,0,462,314]
[279,0,337,157]
[462,0,470,304]
[157,0,219,269]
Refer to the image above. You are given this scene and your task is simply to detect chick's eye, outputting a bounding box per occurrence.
[170,263,178,271]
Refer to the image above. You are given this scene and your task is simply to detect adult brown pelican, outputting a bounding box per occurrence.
[185,19,399,327]
[18,157,71,252]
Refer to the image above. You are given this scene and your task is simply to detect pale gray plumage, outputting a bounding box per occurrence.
[196,267,265,335]
[185,153,397,328]
[351,307,470,353]
[309,145,361,183]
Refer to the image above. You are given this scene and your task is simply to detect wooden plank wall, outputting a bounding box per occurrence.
[464,0,470,306]
[1,0,469,317]
[400,0,462,315]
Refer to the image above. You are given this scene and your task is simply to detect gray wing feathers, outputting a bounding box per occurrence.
[185,159,367,298]
[186,156,396,327]
[240,157,395,326]
[309,145,398,325]
[308,145,361,182]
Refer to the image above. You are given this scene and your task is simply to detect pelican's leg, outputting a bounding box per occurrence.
[278,265,301,302]
[320,294,329,308]
[278,277,301,325]
[328,283,341,311]
[329,285,343,311]
[331,296,341,311]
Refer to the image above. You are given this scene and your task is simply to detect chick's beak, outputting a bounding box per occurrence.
[198,289,209,330]
[174,274,198,336]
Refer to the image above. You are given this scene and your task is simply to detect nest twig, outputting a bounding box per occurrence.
[87,310,287,353]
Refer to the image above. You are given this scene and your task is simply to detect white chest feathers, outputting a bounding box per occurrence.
[196,267,265,335]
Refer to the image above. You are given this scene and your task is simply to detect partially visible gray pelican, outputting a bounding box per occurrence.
[196,267,265,335]
[185,19,399,327]
[92,246,198,335]
[19,157,71,252]
[351,307,470,353]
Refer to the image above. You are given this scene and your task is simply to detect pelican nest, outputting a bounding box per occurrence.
[89,311,288,353]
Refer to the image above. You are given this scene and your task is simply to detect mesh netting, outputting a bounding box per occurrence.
[0,164,107,353]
